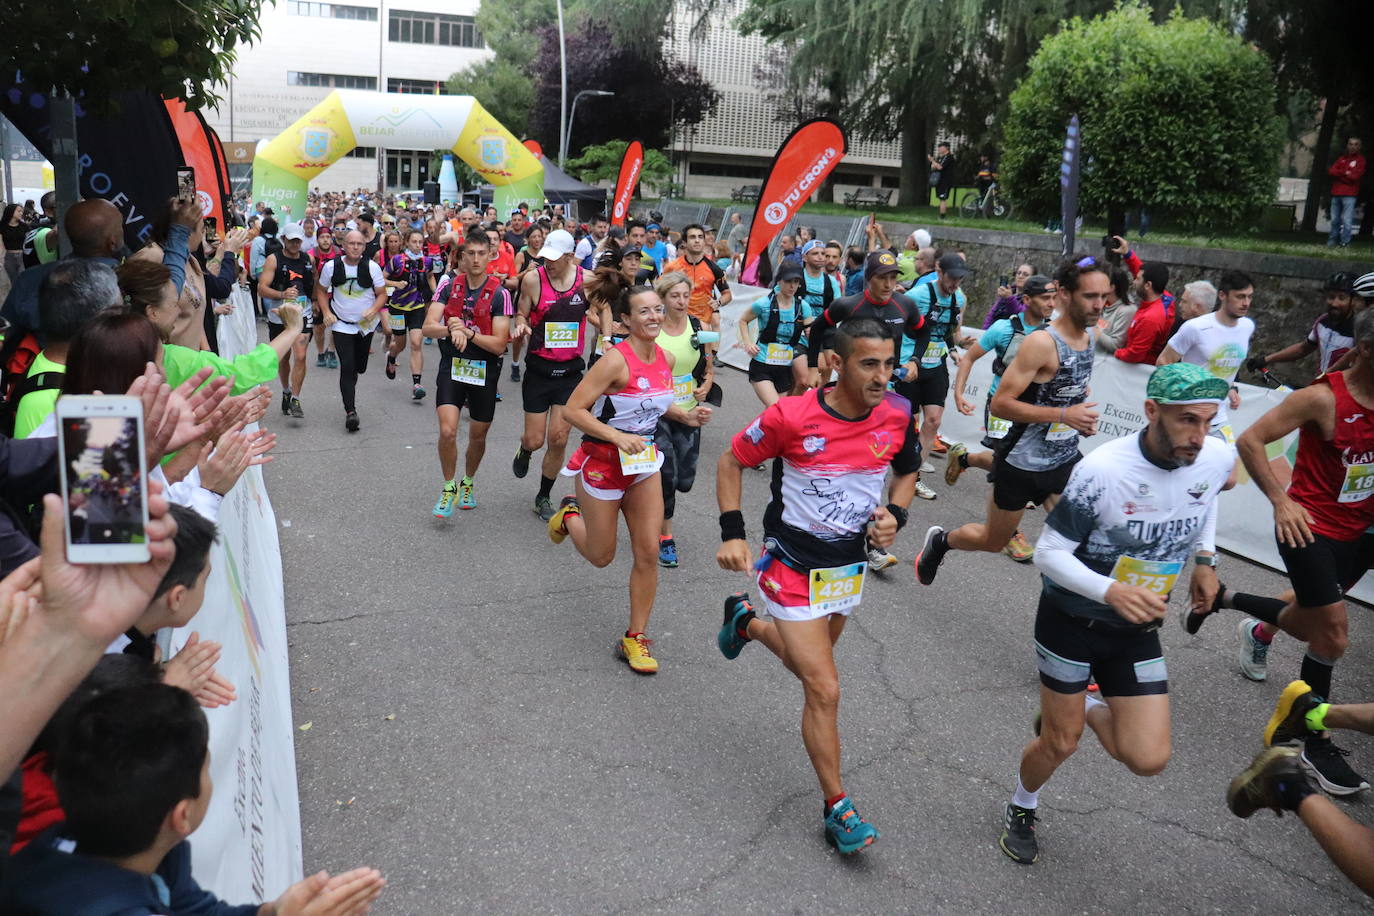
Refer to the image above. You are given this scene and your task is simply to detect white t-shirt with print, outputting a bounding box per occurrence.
[1166,312,1254,426]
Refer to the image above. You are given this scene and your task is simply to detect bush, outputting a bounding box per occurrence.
[1000,3,1283,233]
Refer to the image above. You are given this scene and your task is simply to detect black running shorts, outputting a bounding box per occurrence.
[991,453,1079,512]
[436,354,502,424]
[521,355,583,414]
[1277,530,1374,609]
[1034,592,1168,697]
[747,360,794,393]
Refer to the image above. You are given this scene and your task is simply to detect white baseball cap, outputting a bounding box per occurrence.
[537,229,576,260]
[282,223,307,242]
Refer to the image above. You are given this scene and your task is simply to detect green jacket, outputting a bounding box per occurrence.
[162,342,280,394]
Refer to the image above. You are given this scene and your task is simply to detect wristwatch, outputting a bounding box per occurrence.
[1194,554,1218,567]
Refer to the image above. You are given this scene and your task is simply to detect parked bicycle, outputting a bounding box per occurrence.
[959,182,1014,220]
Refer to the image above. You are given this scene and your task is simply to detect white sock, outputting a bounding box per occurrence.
[1011,778,1039,810]
[1085,692,1108,713]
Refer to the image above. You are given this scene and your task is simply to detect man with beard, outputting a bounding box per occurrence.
[1251,272,1361,380]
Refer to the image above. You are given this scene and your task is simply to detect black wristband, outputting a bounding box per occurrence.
[719,510,747,543]
[1276,769,1317,812]
[886,503,908,531]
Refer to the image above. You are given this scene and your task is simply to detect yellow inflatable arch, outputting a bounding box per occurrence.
[251,89,543,219]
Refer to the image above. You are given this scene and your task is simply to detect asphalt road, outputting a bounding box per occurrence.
[264,337,1374,914]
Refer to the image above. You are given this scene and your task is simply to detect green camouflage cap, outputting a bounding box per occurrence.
[1146,361,1230,404]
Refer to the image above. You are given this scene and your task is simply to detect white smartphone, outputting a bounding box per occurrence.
[177,167,196,205]
[55,395,150,564]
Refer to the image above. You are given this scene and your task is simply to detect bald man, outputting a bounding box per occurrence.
[2,197,201,343]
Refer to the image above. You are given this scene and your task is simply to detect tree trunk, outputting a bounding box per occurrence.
[898,105,928,209]
[1302,88,1340,233]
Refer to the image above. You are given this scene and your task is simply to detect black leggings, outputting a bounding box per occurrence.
[657,419,701,521]
[332,330,375,413]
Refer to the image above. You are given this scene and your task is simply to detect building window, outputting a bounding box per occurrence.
[388,78,451,95]
[287,71,378,90]
[688,160,767,179]
[286,2,377,21]
[345,147,378,158]
[388,9,482,47]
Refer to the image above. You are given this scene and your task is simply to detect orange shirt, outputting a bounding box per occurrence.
[665,254,726,320]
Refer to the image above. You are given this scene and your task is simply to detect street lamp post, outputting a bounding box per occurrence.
[556,0,567,167]
[561,90,615,169]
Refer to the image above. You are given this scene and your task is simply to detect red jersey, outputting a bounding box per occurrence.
[1288,372,1374,541]
[731,386,919,568]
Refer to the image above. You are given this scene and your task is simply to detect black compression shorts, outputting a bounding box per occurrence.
[991,453,1079,512]
[1277,530,1374,609]
[1034,593,1168,697]
[436,354,502,424]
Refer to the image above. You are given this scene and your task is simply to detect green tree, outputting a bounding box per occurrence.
[1000,3,1282,233]
[446,58,536,139]
[564,141,673,194]
[1,0,267,111]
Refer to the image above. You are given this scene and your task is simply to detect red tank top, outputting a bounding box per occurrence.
[1288,372,1374,541]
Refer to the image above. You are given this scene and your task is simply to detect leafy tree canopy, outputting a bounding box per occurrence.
[564,140,672,189]
[447,57,536,140]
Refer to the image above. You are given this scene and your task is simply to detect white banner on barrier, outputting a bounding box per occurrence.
[714,298,1371,602]
[166,289,303,901]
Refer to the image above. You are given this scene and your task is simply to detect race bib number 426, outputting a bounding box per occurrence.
[809,563,865,614]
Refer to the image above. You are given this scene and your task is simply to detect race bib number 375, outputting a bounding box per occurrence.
[1109,555,1183,595]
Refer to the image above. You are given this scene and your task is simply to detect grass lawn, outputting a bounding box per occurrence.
[686,197,1372,261]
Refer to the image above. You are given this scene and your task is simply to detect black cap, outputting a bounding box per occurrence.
[1326,271,1357,294]
[937,252,968,278]
[1022,274,1055,297]
[775,262,804,284]
[864,250,901,280]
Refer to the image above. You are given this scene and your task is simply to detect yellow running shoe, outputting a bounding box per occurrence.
[1003,530,1034,563]
[547,496,580,544]
[618,634,659,674]
[944,442,968,486]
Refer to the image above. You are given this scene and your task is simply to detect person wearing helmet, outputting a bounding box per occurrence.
[1250,272,1361,379]
[1354,271,1374,304]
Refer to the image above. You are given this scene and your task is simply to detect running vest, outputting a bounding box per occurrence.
[591,341,675,438]
[1287,372,1374,541]
[657,316,706,409]
[1002,326,1095,472]
[981,315,1038,447]
[440,273,506,360]
[757,293,807,349]
[991,314,1032,379]
[270,251,315,299]
[529,264,589,362]
[913,282,964,371]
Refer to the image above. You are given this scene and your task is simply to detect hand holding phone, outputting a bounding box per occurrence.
[56,396,150,564]
[177,167,196,205]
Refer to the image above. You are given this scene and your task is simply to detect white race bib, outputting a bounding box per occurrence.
[1340,463,1374,504]
[809,562,865,614]
[764,343,794,366]
[545,321,580,350]
[618,443,659,475]
[450,358,487,387]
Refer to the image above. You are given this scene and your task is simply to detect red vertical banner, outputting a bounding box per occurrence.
[163,97,226,229]
[611,140,644,228]
[741,119,847,285]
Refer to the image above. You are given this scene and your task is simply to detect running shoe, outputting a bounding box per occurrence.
[920,460,936,474]
[316,353,327,368]
[280,390,292,416]
[867,546,898,572]
[823,797,878,854]
[617,634,658,674]
[658,537,679,568]
[1002,530,1034,563]
[1302,736,1370,795]
[932,437,951,457]
[1228,745,1308,817]
[457,479,477,510]
[385,354,397,380]
[510,364,522,383]
[1265,680,1318,747]
[345,411,360,432]
[547,496,579,543]
[944,442,968,486]
[999,803,1039,864]
[512,446,532,479]
[424,336,433,346]
[495,391,503,402]
[1237,618,1269,682]
[433,483,458,519]
[914,480,937,501]
[289,397,304,419]
[1181,580,1226,635]
[534,494,555,522]
[327,350,339,369]
[412,383,426,401]
[718,593,754,660]
[915,525,948,586]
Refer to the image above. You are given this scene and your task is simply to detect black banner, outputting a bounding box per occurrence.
[1059,114,1081,257]
[2,81,185,251]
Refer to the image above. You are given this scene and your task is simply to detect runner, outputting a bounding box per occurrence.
[942,274,1058,564]
[714,317,919,854]
[256,223,315,419]
[546,284,712,674]
[314,230,388,432]
[905,253,971,495]
[1157,269,1255,445]
[383,229,436,401]
[997,362,1234,865]
[916,256,1106,587]
[739,262,809,407]
[309,227,340,369]
[423,235,513,516]
[652,271,719,568]
[1190,309,1374,795]
[1250,272,1359,379]
[663,223,731,363]
[511,229,592,520]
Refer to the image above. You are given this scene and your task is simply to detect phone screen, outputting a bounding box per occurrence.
[59,405,148,563]
[177,167,196,204]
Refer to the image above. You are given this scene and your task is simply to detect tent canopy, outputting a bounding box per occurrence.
[539,156,607,207]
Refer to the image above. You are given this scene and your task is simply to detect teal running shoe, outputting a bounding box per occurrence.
[433,483,458,519]
[824,797,878,854]
[457,478,477,510]
[717,593,755,660]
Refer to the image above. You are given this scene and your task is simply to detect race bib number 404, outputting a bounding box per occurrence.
[1109,555,1183,595]
[809,562,865,614]
[545,321,580,349]
[764,343,794,366]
